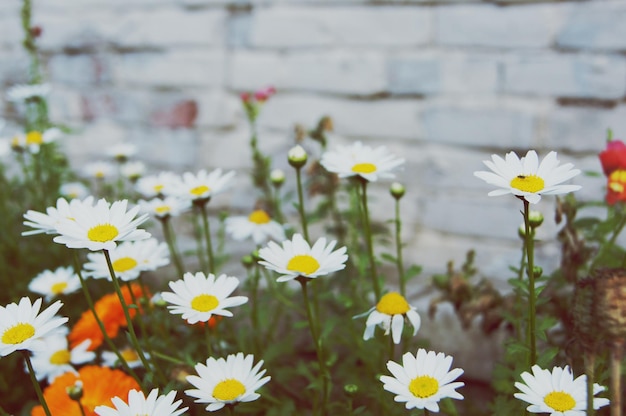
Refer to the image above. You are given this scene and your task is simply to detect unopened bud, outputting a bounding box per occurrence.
[390,182,405,199]
[529,211,544,228]
[270,169,285,187]
[66,381,83,401]
[344,384,358,396]
[241,254,254,269]
[288,145,307,168]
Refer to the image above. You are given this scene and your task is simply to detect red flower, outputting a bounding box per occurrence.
[254,86,276,102]
[599,140,626,205]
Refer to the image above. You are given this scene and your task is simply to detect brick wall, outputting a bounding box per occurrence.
[2,1,625,365]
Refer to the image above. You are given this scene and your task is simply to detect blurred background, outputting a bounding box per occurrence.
[1,0,625,379]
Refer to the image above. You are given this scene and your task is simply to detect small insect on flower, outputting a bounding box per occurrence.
[474,150,581,204]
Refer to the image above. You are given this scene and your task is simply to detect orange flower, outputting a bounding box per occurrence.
[31,365,140,416]
[69,284,146,350]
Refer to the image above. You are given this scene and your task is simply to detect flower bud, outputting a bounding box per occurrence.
[66,381,83,401]
[288,145,307,168]
[529,211,544,228]
[344,384,358,396]
[518,224,535,239]
[390,182,405,199]
[270,169,285,187]
[241,254,254,269]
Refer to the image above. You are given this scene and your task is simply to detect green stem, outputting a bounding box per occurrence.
[160,216,185,277]
[523,200,537,366]
[22,351,51,416]
[394,198,406,297]
[585,352,596,416]
[272,185,285,224]
[295,167,310,242]
[192,208,208,271]
[151,350,187,366]
[515,238,527,342]
[227,404,236,416]
[590,206,626,271]
[424,409,431,416]
[198,202,215,274]
[360,179,381,300]
[103,250,153,382]
[205,321,214,357]
[298,278,329,415]
[610,343,623,416]
[251,264,261,355]
[72,253,142,386]
[76,400,87,416]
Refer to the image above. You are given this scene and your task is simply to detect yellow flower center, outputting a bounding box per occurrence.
[286,255,320,275]
[376,292,410,315]
[112,257,138,272]
[26,131,43,145]
[510,175,545,193]
[408,375,439,398]
[121,348,139,362]
[50,282,68,294]
[11,136,20,148]
[191,294,219,312]
[609,169,626,193]
[213,379,246,401]
[190,185,210,196]
[544,391,576,412]
[248,210,271,224]
[352,163,377,174]
[87,224,119,242]
[2,322,35,345]
[49,349,71,365]
[155,205,170,214]
[153,184,164,193]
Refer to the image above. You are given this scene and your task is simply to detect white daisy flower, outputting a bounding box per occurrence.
[28,266,81,301]
[225,209,285,245]
[138,196,191,219]
[161,272,248,325]
[107,142,137,162]
[22,196,95,237]
[0,297,68,357]
[167,168,235,202]
[380,349,465,412]
[514,365,609,415]
[6,83,50,102]
[82,161,116,180]
[60,182,90,200]
[102,346,148,369]
[83,238,169,281]
[11,128,62,154]
[120,161,146,181]
[30,336,94,383]
[362,292,421,345]
[53,198,150,251]
[320,141,405,182]
[474,150,582,204]
[185,353,270,412]
[95,388,188,416]
[257,233,348,282]
[136,172,179,198]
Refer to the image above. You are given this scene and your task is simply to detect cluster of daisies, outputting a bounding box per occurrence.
[1,135,613,415]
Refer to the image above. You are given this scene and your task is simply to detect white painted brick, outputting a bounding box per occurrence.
[546,106,626,153]
[34,9,120,51]
[0,9,22,49]
[557,0,626,51]
[61,119,128,163]
[388,51,499,95]
[194,90,240,128]
[436,3,563,48]
[113,49,224,88]
[229,51,386,95]
[420,99,540,148]
[46,85,84,123]
[47,54,112,86]
[131,127,199,169]
[259,94,420,139]
[114,9,226,48]
[504,53,626,100]
[250,6,431,48]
